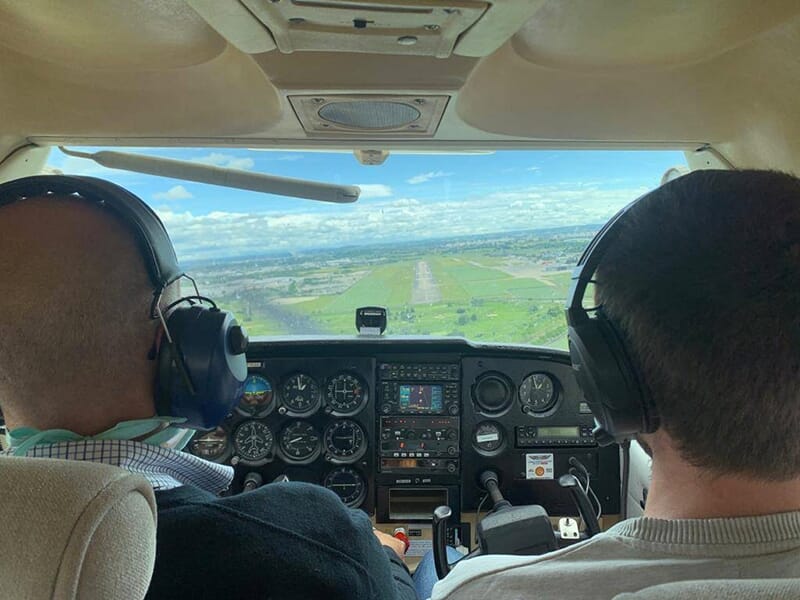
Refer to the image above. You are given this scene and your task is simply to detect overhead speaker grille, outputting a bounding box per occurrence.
[318,101,421,130]
[289,95,449,137]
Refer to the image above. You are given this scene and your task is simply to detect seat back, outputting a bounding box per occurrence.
[614,578,800,599]
[0,456,157,599]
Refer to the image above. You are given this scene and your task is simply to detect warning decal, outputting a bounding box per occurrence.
[525,453,554,480]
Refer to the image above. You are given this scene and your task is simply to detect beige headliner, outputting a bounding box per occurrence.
[1,0,799,172]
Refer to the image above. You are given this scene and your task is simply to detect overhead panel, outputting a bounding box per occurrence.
[289,94,449,136]
[242,0,487,58]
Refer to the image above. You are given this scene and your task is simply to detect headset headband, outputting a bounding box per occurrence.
[0,175,184,292]
[565,192,648,323]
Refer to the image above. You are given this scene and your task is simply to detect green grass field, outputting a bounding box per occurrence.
[277,254,571,349]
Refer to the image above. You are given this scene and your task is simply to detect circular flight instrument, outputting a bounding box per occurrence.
[237,374,275,418]
[233,420,274,464]
[188,427,230,463]
[323,467,367,508]
[279,420,321,464]
[472,421,505,456]
[519,373,557,413]
[324,419,367,463]
[280,373,322,416]
[325,373,368,416]
[473,372,513,414]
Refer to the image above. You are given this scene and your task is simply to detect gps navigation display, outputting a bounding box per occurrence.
[398,384,444,413]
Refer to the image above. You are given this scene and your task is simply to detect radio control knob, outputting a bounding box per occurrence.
[448,404,459,415]
[447,446,457,456]
[446,461,458,473]
[447,429,458,441]
[382,405,391,414]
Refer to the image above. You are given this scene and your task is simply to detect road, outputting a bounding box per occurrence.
[411,260,442,304]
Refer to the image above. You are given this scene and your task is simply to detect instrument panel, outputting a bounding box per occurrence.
[186,338,620,523]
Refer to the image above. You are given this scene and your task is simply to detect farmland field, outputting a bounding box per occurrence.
[191,225,598,350]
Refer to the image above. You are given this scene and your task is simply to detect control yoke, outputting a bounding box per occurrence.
[433,469,600,579]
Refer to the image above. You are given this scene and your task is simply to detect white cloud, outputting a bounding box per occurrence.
[276,154,304,162]
[155,183,647,262]
[406,170,453,185]
[356,184,393,199]
[193,152,255,171]
[527,166,541,172]
[153,185,193,201]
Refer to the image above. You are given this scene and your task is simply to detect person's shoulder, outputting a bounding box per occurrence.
[157,481,346,513]
[431,534,619,599]
[150,483,390,600]
[159,482,374,554]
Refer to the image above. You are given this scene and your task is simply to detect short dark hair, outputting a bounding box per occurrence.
[597,169,800,480]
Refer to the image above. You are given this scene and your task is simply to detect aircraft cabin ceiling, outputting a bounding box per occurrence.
[1,0,799,171]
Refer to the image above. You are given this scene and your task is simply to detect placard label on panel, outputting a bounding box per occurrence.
[407,539,433,557]
[526,453,554,480]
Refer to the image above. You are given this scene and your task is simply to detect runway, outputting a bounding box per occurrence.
[411,260,442,304]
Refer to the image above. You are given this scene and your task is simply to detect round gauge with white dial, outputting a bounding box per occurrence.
[473,421,505,455]
[233,420,274,464]
[519,373,557,413]
[280,373,321,416]
[323,467,367,508]
[324,419,367,463]
[325,373,368,416]
[279,420,321,464]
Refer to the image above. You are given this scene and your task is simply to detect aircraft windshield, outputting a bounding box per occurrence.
[46,148,686,349]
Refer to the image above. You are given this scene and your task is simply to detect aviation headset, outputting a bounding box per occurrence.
[0,175,248,429]
[565,190,661,446]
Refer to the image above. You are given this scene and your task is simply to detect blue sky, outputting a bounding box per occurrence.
[47,147,686,262]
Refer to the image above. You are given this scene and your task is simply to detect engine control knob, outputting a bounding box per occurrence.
[243,472,263,492]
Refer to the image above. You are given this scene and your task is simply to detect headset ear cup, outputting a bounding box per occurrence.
[568,314,654,442]
[568,320,619,441]
[156,304,247,429]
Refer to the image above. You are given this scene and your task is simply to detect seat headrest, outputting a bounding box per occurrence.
[0,456,157,599]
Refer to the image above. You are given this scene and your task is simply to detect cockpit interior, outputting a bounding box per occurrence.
[1,1,800,598]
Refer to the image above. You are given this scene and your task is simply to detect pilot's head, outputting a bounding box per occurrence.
[595,169,800,479]
[0,194,176,435]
